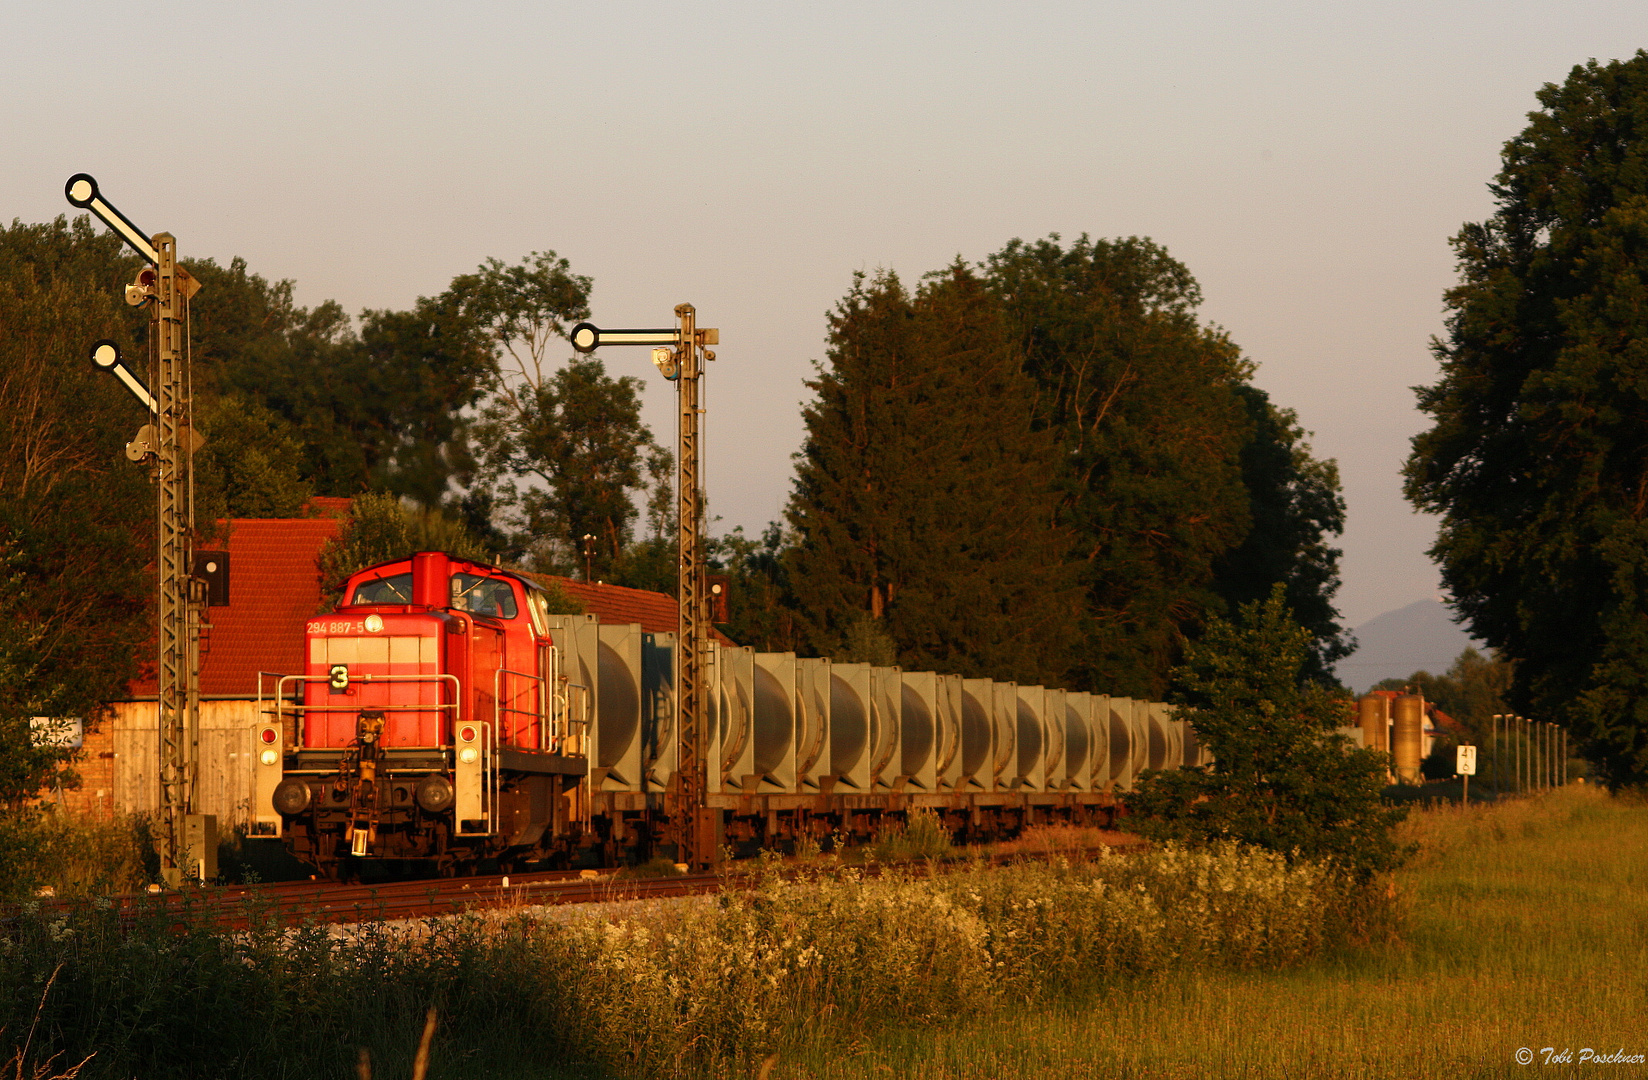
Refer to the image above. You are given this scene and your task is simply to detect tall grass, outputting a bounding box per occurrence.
[784,784,1648,1079]
[0,812,151,902]
[0,840,1356,1079]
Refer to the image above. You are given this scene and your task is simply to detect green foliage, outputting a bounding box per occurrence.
[787,237,1349,697]
[1404,52,1648,786]
[1125,585,1408,882]
[0,217,151,807]
[185,254,496,509]
[984,236,1263,697]
[471,356,660,575]
[448,251,668,577]
[0,844,1353,1079]
[869,807,953,861]
[193,391,313,521]
[1213,385,1352,683]
[315,491,491,608]
[787,265,1081,686]
[0,811,151,902]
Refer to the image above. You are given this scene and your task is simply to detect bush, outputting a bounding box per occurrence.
[1124,585,1410,882]
[0,843,1363,1079]
[0,812,150,902]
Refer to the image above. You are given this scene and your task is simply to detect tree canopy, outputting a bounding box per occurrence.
[0,217,152,805]
[781,237,1349,696]
[1405,51,1648,786]
[786,265,1082,686]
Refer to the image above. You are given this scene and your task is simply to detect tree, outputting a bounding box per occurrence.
[193,391,313,521]
[0,216,153,804]
[1404,52,1648,786]
[315,491,491,608]
[187,255,495,507]
[451,253,668,576]
[983,236,1257,698]
[1212,385,1352,683]
[786,265,1081,686]
[1124,586,1407,883]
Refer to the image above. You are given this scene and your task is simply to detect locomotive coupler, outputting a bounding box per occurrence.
[345,711,386,857]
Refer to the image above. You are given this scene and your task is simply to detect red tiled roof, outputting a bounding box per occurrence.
[526,575,736,645]
[122,533,734,699]
[125,517,341,697]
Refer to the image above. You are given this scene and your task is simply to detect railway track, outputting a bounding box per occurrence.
[20,868,723,933]
[15,834,1145,933]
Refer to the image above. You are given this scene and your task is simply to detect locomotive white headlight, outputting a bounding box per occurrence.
[458,747,479,765]
[259,749,278,766]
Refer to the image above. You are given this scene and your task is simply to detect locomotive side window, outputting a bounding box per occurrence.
[352,573,413,605]
[525,588,550,637]
[450,573,518,619]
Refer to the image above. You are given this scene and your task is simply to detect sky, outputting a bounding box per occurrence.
[3,2,1644,628]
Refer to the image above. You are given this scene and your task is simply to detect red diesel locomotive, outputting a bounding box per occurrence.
[253,551,592,875]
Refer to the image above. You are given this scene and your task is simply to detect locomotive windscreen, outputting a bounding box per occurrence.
[353,573,412,605]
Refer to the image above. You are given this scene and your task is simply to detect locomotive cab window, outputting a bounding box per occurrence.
[525,587,550,637]
[450,573,518,619]
[351,573,413,605]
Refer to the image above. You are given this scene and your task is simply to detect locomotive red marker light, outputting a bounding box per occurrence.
[260,727,278,744]
[459,726,477,743]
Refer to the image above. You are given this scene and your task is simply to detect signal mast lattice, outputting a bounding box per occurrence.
[67,174,207,887]
[569,307,719,868]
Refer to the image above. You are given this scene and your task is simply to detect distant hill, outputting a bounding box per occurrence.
[1334,599,1482,693]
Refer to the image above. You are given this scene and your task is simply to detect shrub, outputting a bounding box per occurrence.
[1124,584,1410,882]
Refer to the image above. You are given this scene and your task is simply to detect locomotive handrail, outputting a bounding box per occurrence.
[493,665,546,748]
[273,674,461,748]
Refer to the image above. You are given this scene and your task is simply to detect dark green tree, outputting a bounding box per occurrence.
[193,391,313,521]
[1404,51,1648,786]
[0,216,152,805]
[450,252,666,576]
[315,491,490,608]
[983,236,1255,698]
[1124,586,1407,883]
[786,265,1081,686]
[1212,385,1352,683]
[186,255,494,507]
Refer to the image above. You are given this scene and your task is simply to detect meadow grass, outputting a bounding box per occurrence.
[0,834,1353,1079]
[776,784,1648,1079]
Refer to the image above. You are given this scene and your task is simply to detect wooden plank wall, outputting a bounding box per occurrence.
[110,700,261,827]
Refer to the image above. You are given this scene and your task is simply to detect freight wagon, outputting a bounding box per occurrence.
[253,551,1206,877]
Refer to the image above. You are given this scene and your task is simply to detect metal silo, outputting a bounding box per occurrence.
[828,662,871,790]
[1014,686,1047,792]
[935,673,965,790]
[959,678,996,791]
[640,631,675,792]
[1393,694,1424,784]
[868,666,903,790]
[1107,696,1134,791]
[793,657,831,790]
[1357,694,1390,753]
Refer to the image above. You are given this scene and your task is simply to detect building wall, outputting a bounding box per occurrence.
[107,699,265,828]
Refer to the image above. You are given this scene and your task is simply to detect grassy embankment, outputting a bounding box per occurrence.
[5,790,1641,1079]
[785,785,1648,1080]
[1,814,1359,1080]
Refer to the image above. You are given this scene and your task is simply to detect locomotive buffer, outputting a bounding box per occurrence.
[570,310,719,868]
[67,174,211,887]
